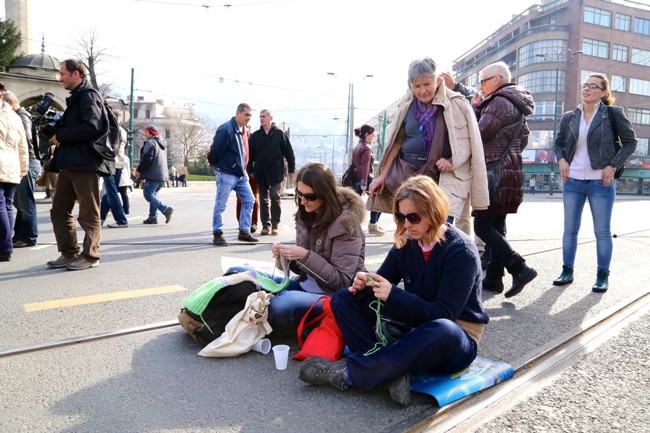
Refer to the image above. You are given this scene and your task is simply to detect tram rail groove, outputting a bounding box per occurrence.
[404,290,650,433]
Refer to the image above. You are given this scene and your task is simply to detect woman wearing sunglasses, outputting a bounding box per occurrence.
[299,175,487,406]
[268,162,367,333]
[553,73,637,293]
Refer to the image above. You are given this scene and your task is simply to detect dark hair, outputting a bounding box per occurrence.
[60,59,87,80]
[236,103,252,113]
[393,175,449,248]
[354,124,375,141]
[588,73,615,105]
[294,162,340,229]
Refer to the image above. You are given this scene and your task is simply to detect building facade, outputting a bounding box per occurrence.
[452,0,650,195]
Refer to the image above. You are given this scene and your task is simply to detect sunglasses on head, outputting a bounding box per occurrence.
[581,82,604,90]
[295,189,318,202]
[394,211,422,225]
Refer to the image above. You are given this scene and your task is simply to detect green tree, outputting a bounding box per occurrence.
[0,19,22,71]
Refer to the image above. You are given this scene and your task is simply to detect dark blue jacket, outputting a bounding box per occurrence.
[51,80,111,175]
[377,225,488,328]
[208,117,246,177]
[554,104,637,170]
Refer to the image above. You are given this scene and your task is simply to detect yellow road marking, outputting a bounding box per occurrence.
[24,285,187,312]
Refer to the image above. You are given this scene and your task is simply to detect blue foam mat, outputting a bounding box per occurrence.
[410,357,514,406]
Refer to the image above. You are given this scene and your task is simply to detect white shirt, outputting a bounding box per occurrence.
[568,102,603,181]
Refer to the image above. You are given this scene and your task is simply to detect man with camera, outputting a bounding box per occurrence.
[46,59,112,271]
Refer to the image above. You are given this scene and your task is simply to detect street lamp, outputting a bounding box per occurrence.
[535,48,582,195]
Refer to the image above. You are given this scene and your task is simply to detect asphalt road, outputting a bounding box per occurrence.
[1,183,649,432]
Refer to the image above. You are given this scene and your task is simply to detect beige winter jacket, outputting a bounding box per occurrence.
[0,103,28,184]
[373,81,489,218]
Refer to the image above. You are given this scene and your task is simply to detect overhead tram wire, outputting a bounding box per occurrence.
[132,0,314,10]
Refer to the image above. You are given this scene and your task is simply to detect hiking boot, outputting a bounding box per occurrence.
[107,223,129,228]
[143,217,158,224]
[299,357,349,391]
[592,270,609,293]
[553,265,574,286]
[388,374,411,406]
[213,231,228,247]
[163,206,174,224]
[250,224,257,233]
[261,226,271,235]
[66,256,99,271]
[47,254,78,269]
[238,231,259,243]
[368,223,385,235]
[271,226,279,236]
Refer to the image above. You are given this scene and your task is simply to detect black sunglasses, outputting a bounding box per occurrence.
[394,211,422,225]
[296,189,318,202]
[480,76,496,86]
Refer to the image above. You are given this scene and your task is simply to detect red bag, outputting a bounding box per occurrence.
[293,296,345,362]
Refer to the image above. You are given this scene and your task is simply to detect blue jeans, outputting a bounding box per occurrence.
[13,158,41,244]
[142,180,169,219]
[562,178,616,272]
[332,288,477,390]
[0,183,17,254]
[212,170,254,234]
[100,169,128,224]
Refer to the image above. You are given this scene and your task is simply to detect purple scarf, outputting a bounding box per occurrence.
[414,99,438,155]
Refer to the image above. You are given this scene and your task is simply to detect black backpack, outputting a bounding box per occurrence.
[86,88,120,161]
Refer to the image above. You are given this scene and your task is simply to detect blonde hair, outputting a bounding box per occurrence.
[392,175,449,248]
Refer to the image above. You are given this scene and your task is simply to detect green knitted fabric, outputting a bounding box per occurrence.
[182,270,290,316]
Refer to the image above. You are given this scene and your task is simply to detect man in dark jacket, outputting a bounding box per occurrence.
[249,109,295,235]
[136,125,173,225]
[3,91,41,247]
[209,103,258,246]
[47,59,111,271]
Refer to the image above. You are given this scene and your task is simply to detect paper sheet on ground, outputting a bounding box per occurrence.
[220,256,281,275]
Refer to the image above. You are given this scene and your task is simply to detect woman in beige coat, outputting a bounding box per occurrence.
[368,57,489,235]
[0,97,29,261]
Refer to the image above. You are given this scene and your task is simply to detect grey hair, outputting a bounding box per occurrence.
[260,109,273,117]
[407,57,438,88]
[2,90,18,103]
[480,61,511,83]
[236,103,252,113]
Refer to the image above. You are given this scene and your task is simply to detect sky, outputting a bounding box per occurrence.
[2,0,536,167]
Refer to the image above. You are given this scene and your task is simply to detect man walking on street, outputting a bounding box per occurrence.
[249,109,295,235]
[209,103,258,246]
[3,91,41,247]
[136,125,173,225]
[47,59,113,271]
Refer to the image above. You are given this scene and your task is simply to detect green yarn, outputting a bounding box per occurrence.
[364,299,388,356]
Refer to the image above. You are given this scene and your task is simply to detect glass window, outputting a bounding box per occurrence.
[528,130,555,149]
[531,101,560,121]
[165,129,171,139]
[584,6,611,27]
[467,73,478,89]
[630,78,650,96]
[613,44,628,62]
[518,40,566,68]
[634,137,648,156]
[611,75,627,92]
[634,17,650,36]
[582,38,609,59]
[133,110,139,119]
[631,48,650,67]
[145,110,151,119]
[628,108,650,125]
[519,70,565,93]
[615,13,631,31]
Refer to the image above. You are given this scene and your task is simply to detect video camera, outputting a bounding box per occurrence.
[32,92,63,139]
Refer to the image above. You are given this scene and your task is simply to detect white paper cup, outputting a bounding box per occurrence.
[272,344,290,370]
[251,338,271,355]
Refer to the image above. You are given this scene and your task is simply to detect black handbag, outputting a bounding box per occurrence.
[341,162,359,187]
[485,116,525,202]
[607,106,625,180]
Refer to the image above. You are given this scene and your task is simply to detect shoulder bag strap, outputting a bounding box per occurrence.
[296,295,329,348]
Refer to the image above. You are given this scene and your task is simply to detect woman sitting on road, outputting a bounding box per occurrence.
[267,162,367,333]
[299,175,488,406]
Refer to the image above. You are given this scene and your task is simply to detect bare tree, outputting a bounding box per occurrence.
[72,27,109,93]
[172,113,216,167]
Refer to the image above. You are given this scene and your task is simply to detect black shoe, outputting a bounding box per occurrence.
[0,253,11,262]
[213,232,228,247]
[553,265,574,286]
[388,374,411,406]
[505,265,537,298]
[299,357,349,391]
[163,207,174,224]
[482,264,504,293]
[480,254,489,271]
[143,217,158,224]
[592,270,609,293]
[13,240,35,248]
[238,230,259,243]
[482,278,504,293]
[250,224,257,233]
